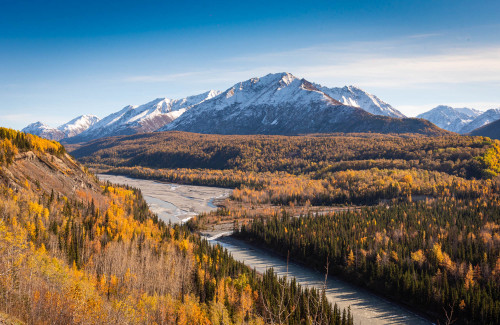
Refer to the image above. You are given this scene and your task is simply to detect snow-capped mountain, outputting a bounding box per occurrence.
[58,115,100,138]
[459,108,500,134]
[65,90,220,143]
[417,105,482,133]
[22,73,452,142]
[314,85,405,118]
[22,115,100,141]
[22,122,66,141]
[159,72,447,136]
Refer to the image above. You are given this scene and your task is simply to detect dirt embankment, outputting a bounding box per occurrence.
[1,151,100,198]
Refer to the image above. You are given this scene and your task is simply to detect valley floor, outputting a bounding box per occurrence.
[103,173,433,325]
[214,236,432,325]
[97,174,232,224]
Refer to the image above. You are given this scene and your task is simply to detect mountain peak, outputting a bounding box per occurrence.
[22,121,65,141]
[23,73,450,142]
[459,108,500,133]
[264,71,296,79]
[434,105,453,110]
[416,105,495,133]
[484,108,500,114]
[159,72,446,136]
[25,121,46,128]
[58,114,100,138]
[422,105,480,116]
[276,72,296,85]
[205,89,221,98]
[250,72,298,88]
[61,114,100,125]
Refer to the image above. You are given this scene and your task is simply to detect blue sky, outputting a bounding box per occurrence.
[1,0,500,129]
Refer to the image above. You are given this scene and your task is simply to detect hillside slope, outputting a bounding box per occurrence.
[70,131,496,179]
[470,118,500,139]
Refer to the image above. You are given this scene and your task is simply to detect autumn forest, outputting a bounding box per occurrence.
[1,129,499,324]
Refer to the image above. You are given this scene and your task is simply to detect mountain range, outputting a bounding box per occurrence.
[22,115,99,141]
[416,105,482,133]
[416,106,500,134]
[459,108,500,134]
[64,90,221,143]
[159,73,442,135]
[25,72,500,142]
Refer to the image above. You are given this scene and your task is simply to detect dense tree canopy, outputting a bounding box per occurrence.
[72,131,500,179]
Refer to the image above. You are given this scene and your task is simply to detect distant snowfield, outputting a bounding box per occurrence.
[97,174,231,224]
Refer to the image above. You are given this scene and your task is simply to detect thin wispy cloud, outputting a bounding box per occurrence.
[295,46,500,88]
[124,41,500,89]
[407,33,442,39]
[123,71,208,83]
[0,113,34,122]
[117,40,500,118]
[216,37,500,87]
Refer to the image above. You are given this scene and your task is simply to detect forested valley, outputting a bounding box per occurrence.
[70,130,500,324]
[0,128,353,325]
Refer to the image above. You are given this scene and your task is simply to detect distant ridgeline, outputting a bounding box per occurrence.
[0,127,354,325]
[72,131,500,179]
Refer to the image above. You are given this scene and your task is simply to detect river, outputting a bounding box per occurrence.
[98,174,433,325]
[98,174,232,224]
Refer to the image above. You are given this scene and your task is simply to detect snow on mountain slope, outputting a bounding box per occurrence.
[65,90,220,143]
[57,115,100,138]
[22,122,66,141]
[160,72,448,136]
[22,73,452,142]
[314,85,405,118]
[417,105,482,133]
[459,108,500,134]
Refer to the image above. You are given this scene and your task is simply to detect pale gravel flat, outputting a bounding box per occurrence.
[97,174,232,223]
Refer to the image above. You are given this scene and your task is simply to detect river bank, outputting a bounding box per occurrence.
[97,174,232,224]
[99,173,433,324]
[212,235,432,325]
